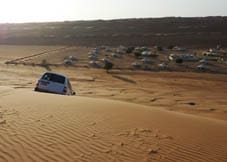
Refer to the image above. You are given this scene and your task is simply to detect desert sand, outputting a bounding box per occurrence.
[0,45,227,162]
[0,87,227,162]
[1,17,227,47]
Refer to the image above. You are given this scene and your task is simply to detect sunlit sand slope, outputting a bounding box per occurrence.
[0,87,226,162]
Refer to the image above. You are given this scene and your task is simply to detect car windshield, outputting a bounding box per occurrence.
[42,73,65,84]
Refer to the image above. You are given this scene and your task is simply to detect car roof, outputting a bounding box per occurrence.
[43,72,67,79]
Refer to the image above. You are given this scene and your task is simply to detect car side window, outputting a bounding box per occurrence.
[42,73,51,81]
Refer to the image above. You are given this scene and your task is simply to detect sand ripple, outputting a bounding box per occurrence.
[0,90,226,162]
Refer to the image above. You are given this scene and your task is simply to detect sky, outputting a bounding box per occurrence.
[0,0,227,23]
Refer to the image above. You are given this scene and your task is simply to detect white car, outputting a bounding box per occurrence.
[158,63,168,69]
[35,72,75,95]
[197,64,209,71]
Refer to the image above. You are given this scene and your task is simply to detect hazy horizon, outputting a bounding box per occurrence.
[0,0,227,23]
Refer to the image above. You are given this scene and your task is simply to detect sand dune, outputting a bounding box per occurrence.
[1,45,227,121]
[0,87,226,162]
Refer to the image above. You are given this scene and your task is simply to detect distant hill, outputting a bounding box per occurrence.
[0,17,227,47]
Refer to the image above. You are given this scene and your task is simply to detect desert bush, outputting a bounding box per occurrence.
[167,45,175,50]
[156,46,163,51]
[193,51,197,55]
[126,47,135,54]
[41,59,50,68]
[175,58,183,64]
[104,61,114,72]
[134,51,141,58]
[41,59,48,66]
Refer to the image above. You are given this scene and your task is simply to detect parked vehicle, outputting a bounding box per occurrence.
[169,54,198,62]
[197,64,209,71]
[131,61,142,68]
[158,63,168,69]
[89,61,100,68]
[35,72,75,95]
[141,57,152,64]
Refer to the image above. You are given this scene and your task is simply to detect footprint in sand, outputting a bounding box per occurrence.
[148,147,160,154]
[0,119,6,125]
[186,102,196,106]
[90,122,96,126]
[104,149,112,154]
[150,98,161,102]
